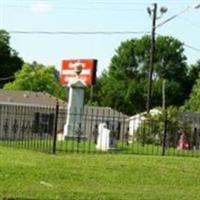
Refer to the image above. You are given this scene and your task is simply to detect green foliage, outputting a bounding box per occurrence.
[91,35,196,115]
[135,119,163,145]
[135,106,192,146]
[184,60,200,112]
[4,62,67,100]
[188,60,200,85]
[135,108,163,145]
[184,79,200,112]
[0,29,23,88]
[85,75,105,106]
[108,36,150,80]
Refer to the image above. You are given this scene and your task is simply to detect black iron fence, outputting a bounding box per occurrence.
[0,103,58,153]
[0,102,200,157]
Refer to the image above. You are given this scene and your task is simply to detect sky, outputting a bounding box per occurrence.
[0,0,200,76]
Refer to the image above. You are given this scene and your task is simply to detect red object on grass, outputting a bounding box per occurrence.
[177,135,189,150]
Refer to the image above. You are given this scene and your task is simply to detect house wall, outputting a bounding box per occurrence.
[0,102,129,141]
[58,107,129,141]
[0,103,56,140]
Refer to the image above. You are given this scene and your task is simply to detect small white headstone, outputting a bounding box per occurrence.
[96,123,111,151]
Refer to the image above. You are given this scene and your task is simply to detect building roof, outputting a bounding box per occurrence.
[0,89,128,118]
[0,89,66,107]
[84,105,128,118]
[128,108,161,121]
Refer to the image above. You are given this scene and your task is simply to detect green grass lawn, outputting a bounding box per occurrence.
[1,147,200,200]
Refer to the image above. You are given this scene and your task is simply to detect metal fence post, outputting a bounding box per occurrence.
[162,111,167,156]
[52,101,59,154]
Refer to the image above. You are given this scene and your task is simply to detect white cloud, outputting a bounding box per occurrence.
[30,1,53,13]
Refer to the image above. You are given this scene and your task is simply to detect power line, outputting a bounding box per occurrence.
[0,4,144,10]
[7,0,190,4]
[156,33,200,52]
[157,8,190,28]
[3,0,150,5]
[8,30,149,35]
[163,10,200,31]
[8,30,200,51]
[157,2,200,28]
[184,43,200,52]
[174,14,200,31]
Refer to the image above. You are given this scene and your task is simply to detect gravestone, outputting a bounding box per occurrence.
[96,123,111,151]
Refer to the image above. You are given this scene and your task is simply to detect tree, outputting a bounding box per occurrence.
[187,60,200,87]
[0,30,23,88]
[4,62,67,100]
[183,61,200,112]
[92,35,195,115]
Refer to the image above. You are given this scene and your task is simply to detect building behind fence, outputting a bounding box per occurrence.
[0,89,200,157]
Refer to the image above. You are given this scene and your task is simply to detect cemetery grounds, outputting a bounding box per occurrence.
[0,146,200,200]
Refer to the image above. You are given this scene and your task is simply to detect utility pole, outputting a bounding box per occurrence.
[146,3,167,113]
[146,3,157,113]
[162,78,167,156]
[162,79,165,110]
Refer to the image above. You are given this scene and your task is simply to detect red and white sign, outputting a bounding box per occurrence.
[60,59,97,86]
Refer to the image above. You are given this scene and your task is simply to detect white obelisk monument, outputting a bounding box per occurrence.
[63,64,86,139]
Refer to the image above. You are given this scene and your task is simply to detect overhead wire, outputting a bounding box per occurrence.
[184,44,200,52]
[155,2,200,52]
[1,0,150,5]
[6,30,200,52]
[170,12,200,31]
[6,0,190,4]
[0,4,144,11]
[156,1,200,28]
[8,30,150,35]
[0,0,199,54]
